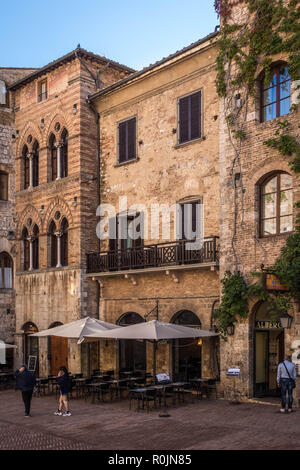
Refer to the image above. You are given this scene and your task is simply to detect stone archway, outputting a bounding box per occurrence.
[171,310,202,381]
[252,301,284,398]
[117,312,146,374]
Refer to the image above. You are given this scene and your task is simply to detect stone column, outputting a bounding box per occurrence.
[56,142,63,180]
[29,153,34,188]
[56,231,63,268]
[28,237,34,271]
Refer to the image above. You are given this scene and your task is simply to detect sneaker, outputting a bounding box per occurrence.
[280,408,286,413]
[24,414,30,418]
[62,412,71,416]
[288,408,292,413]
[54,411,62,416]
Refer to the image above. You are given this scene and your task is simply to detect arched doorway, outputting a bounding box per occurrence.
[23,322,39,374]
[48,322,68,375]
[117,312,146,374]
[254,302,284,397]
[171,310,202,381]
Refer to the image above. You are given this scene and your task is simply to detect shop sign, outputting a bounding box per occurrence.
[227,368,240,376]
[255,320,281,329]
[264,273,289,292]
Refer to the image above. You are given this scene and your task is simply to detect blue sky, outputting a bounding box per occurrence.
[1,0,218,71]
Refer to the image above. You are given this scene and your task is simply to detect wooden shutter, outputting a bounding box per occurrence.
[52,148,57,180]
[127,118,136,160]
[61,232,68,266]
[132,212,144,249]
[179,92,201,143]
[190,92,201,140]
[118,122,127,163]
[62,143,68,177]
[179,96,189,143]
[118,118,136,163]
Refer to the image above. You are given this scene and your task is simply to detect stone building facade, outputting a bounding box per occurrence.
[218,0,300,400]
[0,67,36,368]
[8,50,133,375]
[87,33,221,381]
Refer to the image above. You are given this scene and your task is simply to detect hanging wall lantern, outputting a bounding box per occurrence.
[279,312,293,329]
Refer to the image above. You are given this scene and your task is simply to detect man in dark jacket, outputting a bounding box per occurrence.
[15,365,36,417]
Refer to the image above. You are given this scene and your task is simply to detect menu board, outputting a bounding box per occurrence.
[28,356,37,371]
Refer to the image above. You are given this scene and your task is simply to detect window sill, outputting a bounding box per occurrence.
[258,231,293,241]
[257,113,291,129]
[0,288,14,293]
[114,157,140,168]
[173,137,205,149]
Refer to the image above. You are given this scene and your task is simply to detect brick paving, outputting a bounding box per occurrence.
[0,390,300,450]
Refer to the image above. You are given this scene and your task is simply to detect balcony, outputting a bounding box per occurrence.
[86,237,219,275]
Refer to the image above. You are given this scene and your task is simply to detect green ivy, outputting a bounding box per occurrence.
[215,0,300,333]
[213,271,249,339]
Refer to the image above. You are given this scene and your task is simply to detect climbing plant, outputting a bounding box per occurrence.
[214,0,300,335]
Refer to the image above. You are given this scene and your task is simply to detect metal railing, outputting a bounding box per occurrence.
[86,237,219,273]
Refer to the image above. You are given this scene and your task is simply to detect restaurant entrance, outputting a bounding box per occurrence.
[254,302,284,397]
[23,322,39,374]
[171,310,202,381]
[48,322,68,375]
[118,312,146,375]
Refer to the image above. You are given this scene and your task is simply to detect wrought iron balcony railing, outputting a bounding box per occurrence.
[87,237,219,274]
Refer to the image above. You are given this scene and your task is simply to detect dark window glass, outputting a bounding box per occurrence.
[178,200,202,240]
[32,142,39,187]
[261,66,291,122]
[22,228,30,271]
[50,135,57,181]
[0,252,13,288]
[118,118,136,163]
[23,146,29,190]
[49,221,57,267]
[61,218,68,266]
[32,225,39,270]
[61,129,68,178]
[179,91,201,144]
[0,172,8,200]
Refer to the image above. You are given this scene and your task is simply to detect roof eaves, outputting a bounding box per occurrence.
[9,48,135,91]
[90,30,219,102]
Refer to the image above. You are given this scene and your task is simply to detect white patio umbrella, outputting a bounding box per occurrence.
[0,343,17,349]
[79,320,218,378]
[30,316,119,339]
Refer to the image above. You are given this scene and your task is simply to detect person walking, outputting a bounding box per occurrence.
[54,366,72,416]
[15,365,36,417]
[277,354,297,413]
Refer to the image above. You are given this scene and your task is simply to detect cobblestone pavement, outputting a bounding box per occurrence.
[1,390,300,450]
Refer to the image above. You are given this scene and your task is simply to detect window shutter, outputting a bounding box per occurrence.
[109,217,118,251]
[118,122,127,163]
[190,92,201,140]
[179,96,189,143]
[127,118,136,160]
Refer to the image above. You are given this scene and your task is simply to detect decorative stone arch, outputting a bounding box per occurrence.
[170,309,202,327]
[43,197,73,233]
[17,204,42,238]
[17,122,42,156]
[45,113,73,145]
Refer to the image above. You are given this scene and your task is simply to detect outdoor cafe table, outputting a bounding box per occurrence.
[129,382,189,411]
[189,378,211,399]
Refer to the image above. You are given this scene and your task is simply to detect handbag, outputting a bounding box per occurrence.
[283,361,296,389]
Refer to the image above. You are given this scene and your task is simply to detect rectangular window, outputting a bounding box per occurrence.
[0,172,8,200]
[109,213,144,250]
[0,80,8,107]
[178,91,201,144]
[38,79,48,102]
[177,200,202,240]
[118,117,136,163]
